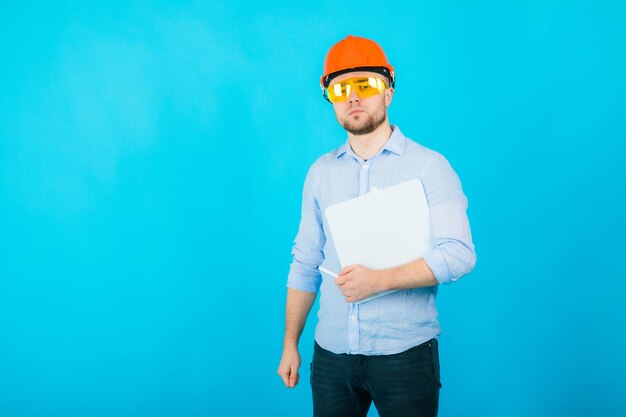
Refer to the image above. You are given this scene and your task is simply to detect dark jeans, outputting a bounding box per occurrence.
[310,339,441,417]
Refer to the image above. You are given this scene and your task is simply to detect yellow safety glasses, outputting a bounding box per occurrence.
[324,76,387,103]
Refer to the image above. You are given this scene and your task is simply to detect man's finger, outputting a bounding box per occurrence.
[288,367,299,388]
[339,265,355,275]
[278,367,290,387]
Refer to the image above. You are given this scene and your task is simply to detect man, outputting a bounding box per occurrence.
[277,35,476,417]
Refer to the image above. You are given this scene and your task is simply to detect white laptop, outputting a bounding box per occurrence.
[324,178,434,303]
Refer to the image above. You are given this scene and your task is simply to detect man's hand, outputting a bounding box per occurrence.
[277,345,301,388]
[335,264,387,302]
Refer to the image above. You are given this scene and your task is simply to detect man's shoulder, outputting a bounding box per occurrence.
[300,146,343,183]
[310,145,344,167]
[402,135,449,165]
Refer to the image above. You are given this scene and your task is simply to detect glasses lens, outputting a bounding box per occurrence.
[327,77,386,103]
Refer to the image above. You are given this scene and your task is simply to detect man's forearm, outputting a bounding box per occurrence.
[283,288,317,348]
[382,258,438,291]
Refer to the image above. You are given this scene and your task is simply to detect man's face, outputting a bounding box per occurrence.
[329,71,394,136]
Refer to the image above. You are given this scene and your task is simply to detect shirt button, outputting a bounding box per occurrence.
[362,165,369,170]
[351,315,355,320]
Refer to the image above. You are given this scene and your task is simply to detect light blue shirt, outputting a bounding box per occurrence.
[287,126,476,355]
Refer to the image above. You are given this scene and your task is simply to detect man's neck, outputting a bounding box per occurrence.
[348,122,393,161]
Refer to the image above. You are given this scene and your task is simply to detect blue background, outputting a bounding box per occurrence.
[1,1,625,416]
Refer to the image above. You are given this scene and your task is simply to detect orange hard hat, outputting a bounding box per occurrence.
[320,35,395,89]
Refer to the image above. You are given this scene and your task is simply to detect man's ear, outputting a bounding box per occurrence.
[385,88,394,107]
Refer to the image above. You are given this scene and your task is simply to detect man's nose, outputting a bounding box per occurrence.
[348,88,360,103]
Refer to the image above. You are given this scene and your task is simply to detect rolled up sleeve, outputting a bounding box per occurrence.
[421,153,477,285]
[287,164,325,292]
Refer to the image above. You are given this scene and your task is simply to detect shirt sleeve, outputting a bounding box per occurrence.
[286,163,325,292]
[420,152,477,285]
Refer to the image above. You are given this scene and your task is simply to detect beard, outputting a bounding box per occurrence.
[341,107,387,135]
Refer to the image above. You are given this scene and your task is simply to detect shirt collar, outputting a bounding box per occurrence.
[335,125,406,159]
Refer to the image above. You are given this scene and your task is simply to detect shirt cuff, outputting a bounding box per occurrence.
[422,249,451,285]
[287,273,321,293]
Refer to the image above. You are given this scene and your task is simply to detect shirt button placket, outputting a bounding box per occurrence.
[348,304,359,352]
[351,160,369,352]
[358,162,370,196]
